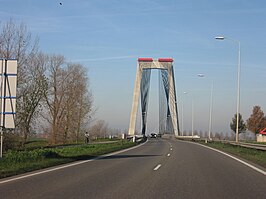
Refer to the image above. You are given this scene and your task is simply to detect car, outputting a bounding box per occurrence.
[150,133,157,138]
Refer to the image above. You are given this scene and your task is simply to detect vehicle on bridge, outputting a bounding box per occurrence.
[157,133,162,138]
[150,133,157,138]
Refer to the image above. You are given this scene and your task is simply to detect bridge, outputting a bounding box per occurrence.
[128,58,180,137]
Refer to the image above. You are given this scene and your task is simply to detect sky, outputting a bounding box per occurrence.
[1,0,266,134]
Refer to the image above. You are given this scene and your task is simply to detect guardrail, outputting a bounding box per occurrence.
[201,139,266,151]
[176,136,266,151]
[223,141,266,151]
[126,135,147,143]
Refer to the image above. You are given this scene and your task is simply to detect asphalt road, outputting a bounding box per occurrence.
[0,138,265,199]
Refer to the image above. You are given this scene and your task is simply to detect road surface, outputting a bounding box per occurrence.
[0,138,265,199]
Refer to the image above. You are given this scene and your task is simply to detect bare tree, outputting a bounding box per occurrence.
[225,132,229,140]
[204,131,208,138]
[214,132,224,140]
[44,55,93,144]
[44,55,67,144]
[199,130,203,138]
[0,19,41,145]
[61,63,92,143]
[89,120,109,139]
[16,52,48,145]
[0,19,38,84]
[0,19,94,146]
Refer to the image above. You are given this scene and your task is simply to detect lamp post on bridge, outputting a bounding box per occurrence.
[192,99,194,137]
[181,91,189,136]
[183,91,194,137]
[180,91,188,136]
[197,74,213,140]
[215,36,241,142]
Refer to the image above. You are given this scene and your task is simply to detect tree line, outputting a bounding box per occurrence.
[0,19,93,147]
[230,105,266,136]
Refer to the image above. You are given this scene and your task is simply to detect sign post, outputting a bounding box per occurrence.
[0,127,3,158]
[0,59,17,158]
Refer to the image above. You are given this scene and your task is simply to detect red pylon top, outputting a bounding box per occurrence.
[138,58,153,62]
[158,58,173,62]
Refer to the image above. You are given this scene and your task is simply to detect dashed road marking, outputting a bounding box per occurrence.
[153,164,162,171]
[167,141,172,148]
[167,153,171,157]
[170,148,173,151]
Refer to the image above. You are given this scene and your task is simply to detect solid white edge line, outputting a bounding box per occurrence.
[0,140,148,184]
[189,141,266,176]
[153,164,161,171]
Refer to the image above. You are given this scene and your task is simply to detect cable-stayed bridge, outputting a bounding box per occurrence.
[128,58,180,137]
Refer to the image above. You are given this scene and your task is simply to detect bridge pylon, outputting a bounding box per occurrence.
[128,58,180,137]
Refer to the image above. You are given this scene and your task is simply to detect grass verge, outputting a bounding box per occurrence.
[0,141,136,179]
[199,141,266,168]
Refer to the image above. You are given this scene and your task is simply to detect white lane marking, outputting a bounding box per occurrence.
[188,141,266,176]
[167,141,172,148]
[170,148,173,151]
[167,153,171,157]
[0,140,148,184]
[153,164,162,171]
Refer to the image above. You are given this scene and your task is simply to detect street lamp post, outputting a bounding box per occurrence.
[181,102,184,136]
[181,91,189,136]
[197,74,213,140]
[181,91,188,136]
[208,81,213,140]
[215,36,241,142]
[192,99,194,137]
[181,91,194,137]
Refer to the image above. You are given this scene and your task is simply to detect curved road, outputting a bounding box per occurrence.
[0,139,265,199]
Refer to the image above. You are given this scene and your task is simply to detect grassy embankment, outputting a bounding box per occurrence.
[0,140,136,179]
[199,141,266,168]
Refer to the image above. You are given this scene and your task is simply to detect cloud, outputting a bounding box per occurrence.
[69,55,136,62]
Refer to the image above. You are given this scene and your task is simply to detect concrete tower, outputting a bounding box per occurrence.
[128,58,179,137]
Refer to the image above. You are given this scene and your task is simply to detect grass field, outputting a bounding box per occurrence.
[199,141,266,168]
[0,140,136,179]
